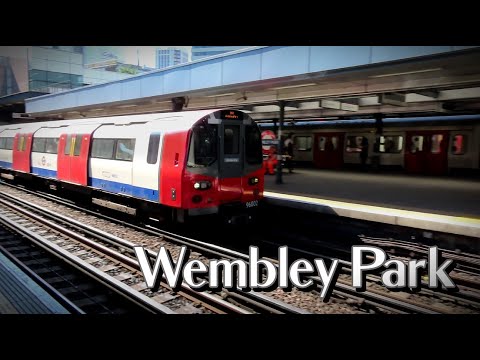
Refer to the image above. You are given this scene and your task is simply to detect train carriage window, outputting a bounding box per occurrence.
[91,139,115,159]
[32,138,46,153]
[64,135,72,155]
[346,136,364,153]
[245,125,262,164]
[375,136,403,153]
[147,134,160,164]
[451,134,467,155]
[0,138,5,149]
[224,125,240,155]
[431,134,444,154]
[318,137,326,151]
[115,139,136,161]
[294,136,312,151]
[45,138,59,154]
[410,136,424,153]
[73,135,82,156]
[5,137,13,150]
[17,135,26,152]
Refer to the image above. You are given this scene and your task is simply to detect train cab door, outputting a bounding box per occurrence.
[314,133,344,169]
[218,121,244,202]
[405,130,449,175]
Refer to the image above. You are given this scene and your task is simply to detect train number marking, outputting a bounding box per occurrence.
[246,200,258,208]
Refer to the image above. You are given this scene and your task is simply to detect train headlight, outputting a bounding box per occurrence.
[193,181,211,190]
[249,177,259,185]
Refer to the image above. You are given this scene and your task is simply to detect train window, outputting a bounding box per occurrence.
[187,124,217,167]
[410,136,424,153]
[64,135,72,155]
[294,136,312,151]
[318,137,338,151]
[45,138,59,154]
[376,136,403,153]
[346,136,363,152]
[32,138,46,153]
[115,139,136,161]
[17,135,26,152]
[451,134,466,155]
[147,133,161,164]
[91,139,115,159]
[318,137,326,151]
[0,138,5,149]
[5,138,13,150]
[224,125,240,155]
[73,135,82,156]
[431,134,444,154]
[245,125,262,165]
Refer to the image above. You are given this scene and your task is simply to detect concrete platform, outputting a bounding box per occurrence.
[264,169,480,238]
[0,251,70,314]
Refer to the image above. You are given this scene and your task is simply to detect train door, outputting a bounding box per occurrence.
[405,130,449,175]
[313,133,344,169]
[57,134,72,182]
[219,121,243,202]
[12,133,33,173]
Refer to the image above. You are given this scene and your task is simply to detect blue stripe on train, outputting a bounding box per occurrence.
[0,161,12,169]
[89,177,159,202]
[31,167,57,178]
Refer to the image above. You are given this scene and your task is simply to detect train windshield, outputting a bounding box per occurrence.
[245,124,263,164]
[187,123,218,167]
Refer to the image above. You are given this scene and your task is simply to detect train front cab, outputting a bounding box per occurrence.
[180,110,264,224]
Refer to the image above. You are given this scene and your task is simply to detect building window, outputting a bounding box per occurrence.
[91,139,115,159]
[451,134,467,155]
[147,134,160,164]
[294,136,312,151]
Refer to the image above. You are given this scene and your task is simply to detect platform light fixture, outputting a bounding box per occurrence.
[117,104,138,108]
[272,83,317,90]
[370,68,442,78]
[206,93,237,98]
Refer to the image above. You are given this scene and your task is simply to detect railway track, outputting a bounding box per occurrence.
[0,182,457,314]
[0,188,308,314]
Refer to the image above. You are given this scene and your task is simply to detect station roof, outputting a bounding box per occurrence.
[24,46,480,121]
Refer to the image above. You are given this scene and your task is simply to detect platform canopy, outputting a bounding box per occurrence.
[24,46,480,121]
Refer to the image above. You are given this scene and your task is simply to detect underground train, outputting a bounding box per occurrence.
[260,114,480,175]
[0,109,264,223]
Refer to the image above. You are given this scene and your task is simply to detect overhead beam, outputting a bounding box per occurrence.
[250,102,446,120]
[380,93,407,106]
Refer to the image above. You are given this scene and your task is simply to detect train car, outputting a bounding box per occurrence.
[259,114,480,175]
[0,109,264,224]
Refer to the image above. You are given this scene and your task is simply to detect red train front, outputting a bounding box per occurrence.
[170,109,264,224]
